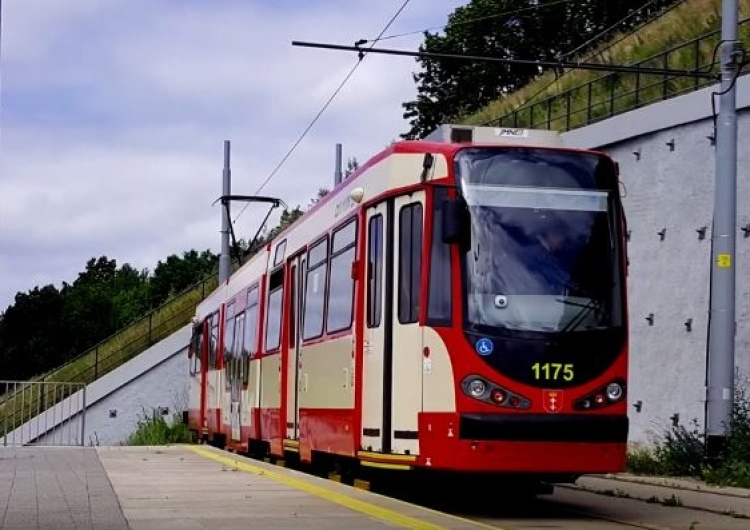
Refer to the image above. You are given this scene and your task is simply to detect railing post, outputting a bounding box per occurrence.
[609,74,616,117]
[663,51,669,99]
[694,38,701,90]
[80,385,87,447]
[94,347,99,379]
[634,66,641,108]
[546,98,552,129]
[149,313,153,344]
[586,82,593,125]
[565,91,571,131]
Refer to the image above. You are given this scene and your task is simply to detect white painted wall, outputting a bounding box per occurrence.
[563,76,750,444]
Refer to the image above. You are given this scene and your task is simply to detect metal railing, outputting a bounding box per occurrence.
[1,381,87,446]
[490,17,750,132]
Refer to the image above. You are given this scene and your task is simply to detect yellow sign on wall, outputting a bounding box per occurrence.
[717,253,732,268]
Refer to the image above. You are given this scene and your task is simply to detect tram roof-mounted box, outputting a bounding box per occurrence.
[424,124,565,148]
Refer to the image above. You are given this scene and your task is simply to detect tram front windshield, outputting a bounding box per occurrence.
[454,147,624,334]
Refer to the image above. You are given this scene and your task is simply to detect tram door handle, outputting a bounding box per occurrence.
[301,373,308,393]
[343,368,349,389]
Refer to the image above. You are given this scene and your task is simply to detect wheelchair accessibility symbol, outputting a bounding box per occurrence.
[475,338,494,356]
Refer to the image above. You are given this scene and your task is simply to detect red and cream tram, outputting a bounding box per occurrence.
[187,124,629,485]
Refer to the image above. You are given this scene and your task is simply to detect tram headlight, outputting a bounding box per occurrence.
[467,378,487,397]
[606,382,624,402]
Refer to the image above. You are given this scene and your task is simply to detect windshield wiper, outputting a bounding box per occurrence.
[559,297,603,333]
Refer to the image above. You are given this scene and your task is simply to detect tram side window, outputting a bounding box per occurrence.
[367,215,383,328]
[303,236,329,340]
[244,286,260,386]
[189,323,203,376]
[209,312,219,369]
[224,303,236,390]
[427,189,452,324]
[233,312,246,386]
[398,202,423,324]
[327,219,358,334]
[244,286,260,358]
[265,269,285,352]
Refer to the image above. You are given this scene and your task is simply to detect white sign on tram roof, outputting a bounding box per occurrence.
[423,123,565,148]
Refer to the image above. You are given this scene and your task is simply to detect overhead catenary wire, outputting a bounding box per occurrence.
[232,0,413,225]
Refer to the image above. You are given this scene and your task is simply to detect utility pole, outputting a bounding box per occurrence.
[334,143,343,185]
[218,140,232,284]
[706,0,742,459]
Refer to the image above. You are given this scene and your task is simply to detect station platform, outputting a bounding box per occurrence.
[0,444,494,530]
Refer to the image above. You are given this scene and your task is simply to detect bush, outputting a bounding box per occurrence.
[653,419,706,477]
[627,446,665,475]
[627,372,750,488]
[126,408,192,446]
[701,374,750,487]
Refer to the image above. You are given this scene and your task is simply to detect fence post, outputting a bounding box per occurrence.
[546,98,552,129]
[694,38,701,90]
[94,347,99,378]
[634,66,641,108]
[149,313,153,344]
[586,83,593,125]
[80,385,87,447]
[565,91,571,131]
[662,51,669,100]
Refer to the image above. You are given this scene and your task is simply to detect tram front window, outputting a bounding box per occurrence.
[453,147,624,334]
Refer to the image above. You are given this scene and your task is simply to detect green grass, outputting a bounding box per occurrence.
[460,0,750,130]
[625,379,750,489]
[126,408,193,446]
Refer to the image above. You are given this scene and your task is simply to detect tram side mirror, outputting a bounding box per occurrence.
[442,197,467,244]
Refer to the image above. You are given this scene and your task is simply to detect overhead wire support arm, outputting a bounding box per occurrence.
[291,41,720,81]
[213,195,287,267]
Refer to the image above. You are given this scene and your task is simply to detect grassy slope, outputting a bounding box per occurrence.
[460,0,750,129]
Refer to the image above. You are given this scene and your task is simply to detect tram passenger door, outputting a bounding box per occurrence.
[286,256,305,440]
[230,313,245,442]
[363,192,425,456]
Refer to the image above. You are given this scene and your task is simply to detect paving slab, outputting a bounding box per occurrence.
[96,446,399,529]
[0,447,128,530]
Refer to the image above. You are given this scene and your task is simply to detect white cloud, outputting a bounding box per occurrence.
[0,0,465,310]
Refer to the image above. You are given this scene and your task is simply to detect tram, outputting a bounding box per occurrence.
[187,124,629,485]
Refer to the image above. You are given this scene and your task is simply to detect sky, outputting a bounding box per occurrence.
[0,0,467,311]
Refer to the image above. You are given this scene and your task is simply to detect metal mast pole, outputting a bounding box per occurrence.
[334,143,343,185]
[706,0,741,457]
[219,140,232,284]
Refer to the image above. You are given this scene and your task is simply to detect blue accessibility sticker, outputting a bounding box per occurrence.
[475,338,494,356]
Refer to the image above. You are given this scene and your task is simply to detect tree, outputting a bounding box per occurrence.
[401,0,682,139]
[0,285,66,380]
[148,250,218,307]
[61,256,152,353]
[309,187,330,207]
[344,157,360,178]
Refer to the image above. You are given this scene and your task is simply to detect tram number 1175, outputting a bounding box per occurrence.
[532,362,574,382]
